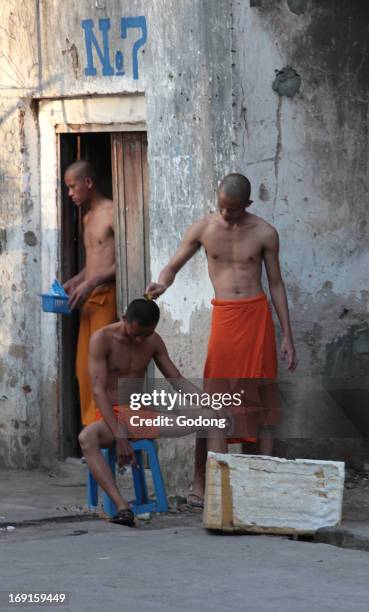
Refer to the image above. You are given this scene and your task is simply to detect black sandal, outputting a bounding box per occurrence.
[110,508,135,527]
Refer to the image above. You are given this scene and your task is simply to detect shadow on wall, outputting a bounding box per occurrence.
[324,322,369,438]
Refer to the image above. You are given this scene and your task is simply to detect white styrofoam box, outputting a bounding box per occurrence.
[203,453,345,534]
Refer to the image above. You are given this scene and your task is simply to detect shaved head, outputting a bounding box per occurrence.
[65,160,99,186]
[218,173,251,204]
[64,159,101,206]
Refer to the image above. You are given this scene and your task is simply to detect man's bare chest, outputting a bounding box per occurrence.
[84,214,112,248]
[202,227,263,264]
[107,341,153,375]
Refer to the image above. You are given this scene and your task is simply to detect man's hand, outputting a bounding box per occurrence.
[116,438,137,468]
[63,279,78,295]
[280,336,298,372]
[68,280,94,309]
[145,282,167,300]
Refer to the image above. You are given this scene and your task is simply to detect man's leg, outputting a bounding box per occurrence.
[258,382,280,456]
[188,437,207,504]
[207,432,228,454]
[79,421,130,512]
[187,433,227,504]
[157,407,228,506]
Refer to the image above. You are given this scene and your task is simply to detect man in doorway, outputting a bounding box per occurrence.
[145,173,298,507]
[64,160,117,427]
[80,298,228,527]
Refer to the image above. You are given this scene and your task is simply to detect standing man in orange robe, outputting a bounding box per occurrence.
[64,160,117,427]
[146,173,298,507]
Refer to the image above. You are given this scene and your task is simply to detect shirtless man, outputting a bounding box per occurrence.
[64,160,117,426]
[80,298,228,527]
[146,173,298,506]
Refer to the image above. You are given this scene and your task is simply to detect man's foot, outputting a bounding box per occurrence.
[186,491,204,508]
[110,508,135,527]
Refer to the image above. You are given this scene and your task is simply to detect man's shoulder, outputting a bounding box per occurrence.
[89,198,114,217]
[189,215,211,232]
[150,331,166,350]
[98,198,114,216]
[190,213,218,237]
[102,197,114,209]
[249,213,278,237]
[199,212,218,225]
[90,323,116,348]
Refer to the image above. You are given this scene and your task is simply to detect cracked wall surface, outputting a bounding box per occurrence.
[0,1,234,485]
[231,0,369,463]
[0,0,368,483]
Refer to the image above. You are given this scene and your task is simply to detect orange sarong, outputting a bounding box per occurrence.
[76,284,117,426]
[95,405,159,440]
[203,293,278,442]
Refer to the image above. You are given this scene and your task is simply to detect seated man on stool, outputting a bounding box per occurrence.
[80,298,228,527]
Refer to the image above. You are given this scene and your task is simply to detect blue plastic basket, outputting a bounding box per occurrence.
[41,294,72,315]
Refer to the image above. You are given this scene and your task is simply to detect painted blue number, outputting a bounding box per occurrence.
[120,16,147,80]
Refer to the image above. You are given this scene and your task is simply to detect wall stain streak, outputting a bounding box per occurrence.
[273,96,282,215]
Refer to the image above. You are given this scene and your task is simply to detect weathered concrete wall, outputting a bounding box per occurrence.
[38,0,147,96]
[0,0,234,484]
[144,0,234,491]
[0,0,149,468]
[1,0,368,487]
[0,3,41,467]
[231,0,369,463]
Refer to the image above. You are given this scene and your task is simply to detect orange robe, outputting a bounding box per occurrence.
[76,285,117,426]
[95,405,160,440]
[203,293,278,442]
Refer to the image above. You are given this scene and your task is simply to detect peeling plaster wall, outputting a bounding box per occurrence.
[38,0,147,96]
[1,0,368,483]
[145,0,233,335]
[0,0,234,484]
[144,0,234,490]
[232,0,369,463]
[0,3,41,467]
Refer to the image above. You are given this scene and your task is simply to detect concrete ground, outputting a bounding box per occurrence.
[2,518,369,612]
[1,461,369,611]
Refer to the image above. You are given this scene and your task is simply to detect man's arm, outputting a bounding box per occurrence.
[68,263,116,310]
[63,267,86,294]
[145,220,204,299]
[153,336,202,396]
[263,227,298,372]
[89,331,135,465]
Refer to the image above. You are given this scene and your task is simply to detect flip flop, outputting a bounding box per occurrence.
[186,493,204,509]
[110,508,135,527]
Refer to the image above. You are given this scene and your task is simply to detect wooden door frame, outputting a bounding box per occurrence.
[111,131,149,314]
[39,96,146,459]
[57,126,149,456]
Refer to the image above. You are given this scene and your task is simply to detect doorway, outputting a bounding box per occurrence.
[59,130,149,457]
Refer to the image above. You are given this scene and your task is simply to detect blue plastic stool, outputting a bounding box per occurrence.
[87,440,168,517]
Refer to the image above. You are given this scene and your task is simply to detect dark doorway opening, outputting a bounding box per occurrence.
[59,130,150,458]
[59,132,112,458]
